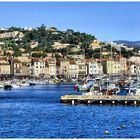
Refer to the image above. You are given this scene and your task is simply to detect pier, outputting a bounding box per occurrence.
[60,95,140,105]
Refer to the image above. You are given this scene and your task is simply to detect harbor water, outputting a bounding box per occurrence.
[0,84,140,138]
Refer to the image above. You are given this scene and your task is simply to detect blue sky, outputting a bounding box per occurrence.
[0,2,140,41]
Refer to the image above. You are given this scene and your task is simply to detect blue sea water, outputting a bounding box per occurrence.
[0,84,140,138]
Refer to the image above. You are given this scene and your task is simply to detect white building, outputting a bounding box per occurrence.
[52,42,70,49]
[88,61,103,75]
[30,58,46,77]
[129,64,140,75]
[45,57,56,78]
[69,60,78,78]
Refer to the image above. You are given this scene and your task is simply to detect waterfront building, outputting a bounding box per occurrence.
[0,58,10,75]
[30,58,46,77]
[56,58,69,78]
[44,57,56,78]
[87,60,103,76]
[128,62,140,75]
[120,58,127,73]
[69,60,78,78]
[103,59,121,74]
[76,59,87,78]
[11,59,23,76]
[21,62,31,77]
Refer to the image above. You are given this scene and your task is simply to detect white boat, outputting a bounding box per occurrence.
[128,83,140,96]
[84,84,102,96]
[0,84,4,88]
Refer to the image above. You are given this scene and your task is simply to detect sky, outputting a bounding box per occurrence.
[0,2,140,41]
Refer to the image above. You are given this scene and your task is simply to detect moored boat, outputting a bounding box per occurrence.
[4,84,13,90]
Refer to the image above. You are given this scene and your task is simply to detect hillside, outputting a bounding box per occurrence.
[0,25,137,59]
[114,40,140,48]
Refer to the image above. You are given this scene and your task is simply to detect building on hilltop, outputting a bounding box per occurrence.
[52,42,70,50]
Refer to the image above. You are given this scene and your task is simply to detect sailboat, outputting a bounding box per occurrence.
[128,64,140,96]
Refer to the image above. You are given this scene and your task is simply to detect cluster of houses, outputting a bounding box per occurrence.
[0,54,140,79]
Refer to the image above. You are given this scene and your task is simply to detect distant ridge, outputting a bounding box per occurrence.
[114,40,140,48]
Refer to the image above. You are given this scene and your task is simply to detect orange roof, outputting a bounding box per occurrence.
[13,59,21,63]
[69,60,76,65]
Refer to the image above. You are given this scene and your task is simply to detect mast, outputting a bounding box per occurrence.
[100,45,101,78]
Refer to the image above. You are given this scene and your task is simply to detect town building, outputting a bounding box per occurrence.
[76,59,87,78]
[0,58,11,75]
[102,60,121,74]
[44,57,56,78]
[128,63,140,75]
[69,60,78,78]
[11,59,22,76]
[30,58,46,77]
[87,60,103,76]
[56,58,69,78]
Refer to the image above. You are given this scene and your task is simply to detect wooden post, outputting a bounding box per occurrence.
[72,100,75,105]
[134,101,137,105]
[88,100,91,104]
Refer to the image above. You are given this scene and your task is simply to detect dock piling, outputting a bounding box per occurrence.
[134,101,137,105]
[72,100,75,105]
[112,101,115,104]
[100,100,102,104]
[88,100,91,104]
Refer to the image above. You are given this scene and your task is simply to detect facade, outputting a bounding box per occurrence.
[45,57,56,78]
[0,59,10,75]
[120,58,127,73]
[88,60,103,76]
[76,59,87,78]
[128,64,140,75]
[12,59,22,76]
[21,62,31,76]
[103,60,121,74]
[57,58,69,78]
[69,60,78,78]
[30,58,46,77]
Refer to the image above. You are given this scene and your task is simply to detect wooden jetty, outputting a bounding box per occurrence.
[60,95,140,105]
